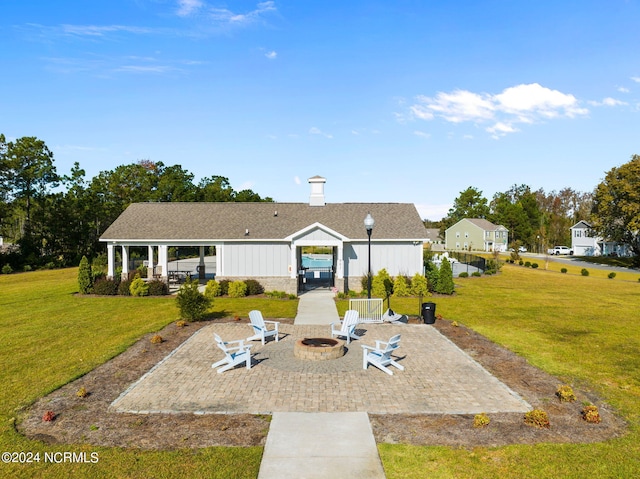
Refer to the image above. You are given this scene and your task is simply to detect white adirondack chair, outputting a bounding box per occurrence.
[212,333,253,373]
[247,310,280,345]
[330,310,360,344]
[361,334,404,375]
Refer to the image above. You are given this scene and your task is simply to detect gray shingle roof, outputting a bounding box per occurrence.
[100,202,427,241]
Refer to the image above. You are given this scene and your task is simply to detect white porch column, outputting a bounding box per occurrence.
[290,243,297,279]
[107,244,115,279]
[158,245,169,281]
[121,246,129,280]
[148,245,155,279]
[336,244,344,279]
[215,244,223,277]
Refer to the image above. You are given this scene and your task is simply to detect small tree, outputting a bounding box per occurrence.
[372,268,393,299]
[176,279,211,320]
[410,273,429,297]
[435,257,455,295]
[393,275,411,297]
[78,255,92,294]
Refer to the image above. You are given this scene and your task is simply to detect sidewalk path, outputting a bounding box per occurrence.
[294,288,340,325]
[258,412,385,479]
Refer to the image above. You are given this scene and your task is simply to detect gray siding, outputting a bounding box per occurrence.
[345,242,422,277]
[223,242,291,276]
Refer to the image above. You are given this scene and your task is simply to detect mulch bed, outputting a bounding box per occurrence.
[19,317,626,450]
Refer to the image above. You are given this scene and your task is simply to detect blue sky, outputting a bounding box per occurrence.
[1,0,639,220]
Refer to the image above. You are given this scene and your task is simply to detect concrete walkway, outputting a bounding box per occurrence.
[294,287,340,325]
[258,412,385,479]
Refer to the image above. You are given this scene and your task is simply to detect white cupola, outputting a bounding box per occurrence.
[308,176,326,206]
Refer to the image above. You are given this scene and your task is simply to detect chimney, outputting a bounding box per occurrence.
[308,176,326,206]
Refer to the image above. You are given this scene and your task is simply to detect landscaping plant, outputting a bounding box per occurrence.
[175,278,211,320]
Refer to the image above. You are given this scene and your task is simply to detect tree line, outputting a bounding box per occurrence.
[0,135,272,270]
[426,154,639,263]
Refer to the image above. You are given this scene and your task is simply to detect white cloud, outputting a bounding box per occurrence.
[410,83,588,138]
[631,76,640,83]
[176,0,204,17]
[589,97,627,107]
[209,1,276,26]
[294,176,301,185]
[413,130,431,139]
[309,127,333,139]
[265,50,277,60]
[60,24,153,37]
[617,86,630,93]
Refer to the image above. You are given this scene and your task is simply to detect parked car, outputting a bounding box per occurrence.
[547,246,573,255]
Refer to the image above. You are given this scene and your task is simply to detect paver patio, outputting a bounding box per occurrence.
[110,323,531,415]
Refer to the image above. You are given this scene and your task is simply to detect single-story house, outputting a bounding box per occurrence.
[99,176,427,295]
[445,218,509,252]
[570,220,632,257]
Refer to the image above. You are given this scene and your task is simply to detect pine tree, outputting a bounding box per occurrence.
[436,258,455,295]
[78,255,92,294]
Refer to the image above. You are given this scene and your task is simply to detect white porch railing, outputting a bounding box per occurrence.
[349,298,384,323]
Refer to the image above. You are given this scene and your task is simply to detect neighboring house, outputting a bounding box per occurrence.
[570,221,632,257]
[445,218,509,252]
[424,228,445,252]
[100,176,427,295]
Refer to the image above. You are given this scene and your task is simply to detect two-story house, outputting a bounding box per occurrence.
[445,218,509,252]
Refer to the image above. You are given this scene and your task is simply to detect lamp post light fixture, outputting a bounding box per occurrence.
[364,213,375,299]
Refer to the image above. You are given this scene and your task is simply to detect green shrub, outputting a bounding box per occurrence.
[518,260,524,266]
[118,278,132,296]
[92,278,118,295]
[78,255,93,294]
[244,279,264,296]
[217,279,230,296]
[410,274,429,297]
[147,280,168,296]
[471,271,481,277]
[136,264,148,278]
[23,265,32,272]
[524,261,531,268]
[372,269,393,299]
[393,275,411,297]
[581,268,589,276]
[582,405,601,423]
[524,409,550,428]
[561,268,568,274]
[608,272,616,279]
[473,413,490,428]
[91,254,108,278]
[176,279,211,320]
[531,263,539,269]
[204,279,221,299]
[129,277,149,297]
[435,258,455,295]
[265,290,288,299]
[227,280,247,298]
[458,272,469,278]
[556,385,577,402]
[2,264,13,274]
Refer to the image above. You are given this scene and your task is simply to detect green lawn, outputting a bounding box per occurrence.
[0,268,297,479]
[372,264,640,479]
[2,265,640,478]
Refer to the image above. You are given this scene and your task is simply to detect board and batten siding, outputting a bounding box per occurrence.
[344,241,423,277]
[222,242,291,277]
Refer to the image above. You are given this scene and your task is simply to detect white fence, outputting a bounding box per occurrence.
[349,298,384,323]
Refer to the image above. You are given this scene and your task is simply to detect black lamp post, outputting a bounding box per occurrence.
[364,213,375,299]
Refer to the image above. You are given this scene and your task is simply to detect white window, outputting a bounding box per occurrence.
[464,242,468,249]
[464,232,469,238]
[456,242,460,249]
[456,232,460,238]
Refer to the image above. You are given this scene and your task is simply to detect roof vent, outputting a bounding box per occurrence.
[308,176,326,207]
[245,228,249,236]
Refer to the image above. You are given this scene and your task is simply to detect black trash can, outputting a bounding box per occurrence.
[421,302,436,324]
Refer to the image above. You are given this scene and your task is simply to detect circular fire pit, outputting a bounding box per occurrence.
[294,337,345,361]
